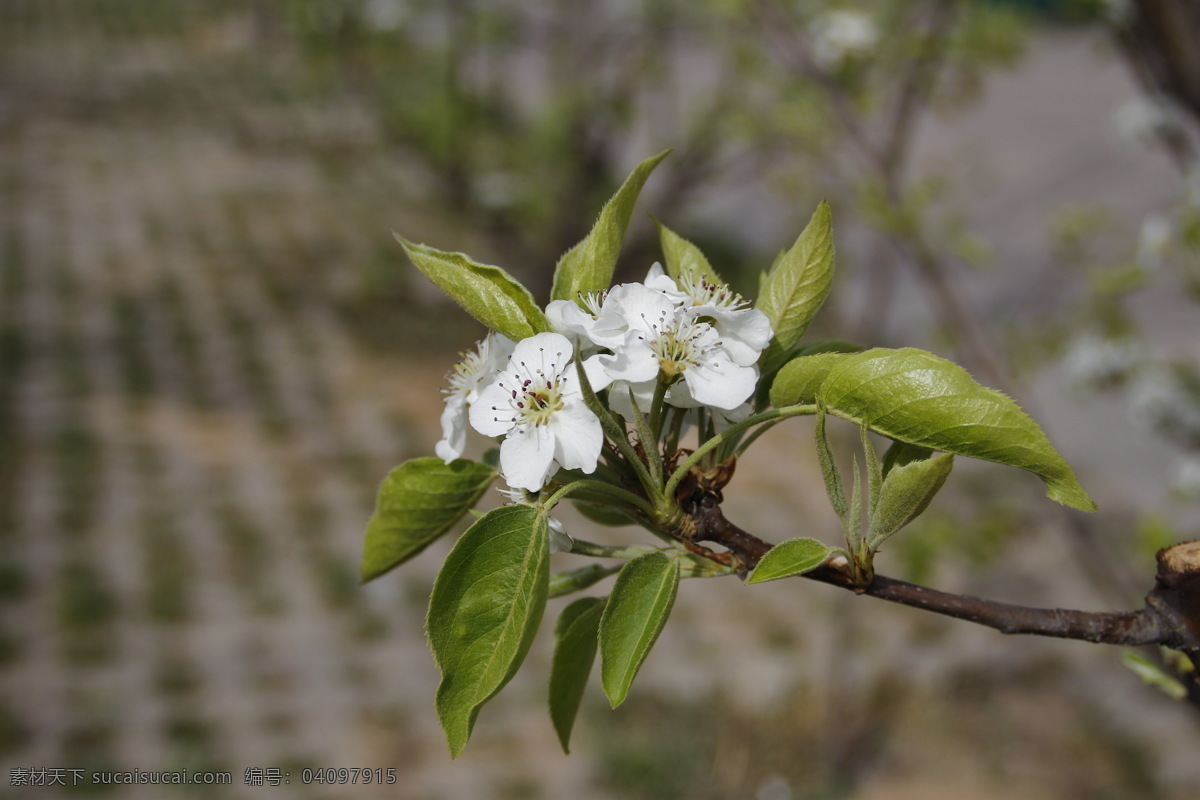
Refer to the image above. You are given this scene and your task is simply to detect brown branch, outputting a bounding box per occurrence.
[675,490,1200,659]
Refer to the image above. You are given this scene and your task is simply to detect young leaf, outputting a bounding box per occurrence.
[758,201,835,371]
[573,501,635,527]
[1121,650,1189,701]
[550,563,623,598]
[599,551,679,708]
[654,218,722,286]
[847,454,863,548]
[769,351,852,408]
[818,348,1096,512]
[861,424,883,518]
[427,506,550,757]
[362,458,497,582]
[549,597,606,753]
[880,440,933,479]
[747,538,835,584]
[551,150,671,302]
[814,409,847,521]
[397,237,550,341]
[867,453,954,548]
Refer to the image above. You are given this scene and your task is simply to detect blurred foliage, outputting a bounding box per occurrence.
[279,0,1036,304]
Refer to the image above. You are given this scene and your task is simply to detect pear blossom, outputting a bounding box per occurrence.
[810,10,879,70]
[469,332,604,491]
[670,273,772,366]
[546,291,608,350]
[435,333,515,463]
[597,294,758,411]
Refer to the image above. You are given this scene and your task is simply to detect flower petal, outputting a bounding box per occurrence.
[548,404,603,473]
[608,379,657,419]
[500,424,557,491]
[681,356,758,410]
[597,333,660,383]
[435,396,468,463]
[469,378,516,437]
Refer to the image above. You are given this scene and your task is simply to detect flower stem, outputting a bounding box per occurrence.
[648,375,670,444]
[567,539,662,559]
[664,404,817,499]
[543,479,657,518]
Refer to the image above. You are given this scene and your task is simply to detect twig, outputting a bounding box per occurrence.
[678,490,1200,664]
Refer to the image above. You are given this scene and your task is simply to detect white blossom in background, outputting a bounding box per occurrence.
[809,9,879,70]
[1170,455,1200,499]
[473,171,518,210]
[1186,166,1200,209]
[469,332,605,491]
[435,333,515,463]
[363,0,406,31]
[1113,95,1177,146]
[1126,365,1200,441]
[1061,334,1142,390]
[1099,0,1133,25]
[1136,215,1172,273]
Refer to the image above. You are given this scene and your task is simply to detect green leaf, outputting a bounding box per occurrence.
[814,409,847,521]
[551,150,671,302]
[861,424,883,518]
[654,218,722,285]
[361,458,497,582]
[1121,650,1188,701]
[795,339,863,357]
[758,201,836,372]
[549,563,622,598]
[549,597,606,753]
[880,440,933,479]
[427,506,549,757]
[868,453,954,548]
[770,351,853,408]
[598,551,679,708]
[397,237,550,341]
[847,453,863,546]
[573,501,635,527]
[747,538,835,584]
[818,348,1096,511]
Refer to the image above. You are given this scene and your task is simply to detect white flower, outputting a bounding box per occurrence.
[469,332,604,491]
[435,333,515,463]
[810,10,878,70]
[606,378,659,420]
[596,290,758,411]
[546,291,609,350]
[671,272,772,366]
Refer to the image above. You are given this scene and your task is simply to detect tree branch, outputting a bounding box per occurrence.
[676,490,1200,661]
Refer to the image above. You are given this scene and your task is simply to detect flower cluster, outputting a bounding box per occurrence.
[436,265,772,491]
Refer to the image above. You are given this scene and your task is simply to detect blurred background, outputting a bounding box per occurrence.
[2,0,1200,798]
